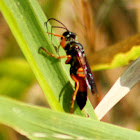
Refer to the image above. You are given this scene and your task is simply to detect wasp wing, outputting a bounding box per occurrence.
[76,43,97,94]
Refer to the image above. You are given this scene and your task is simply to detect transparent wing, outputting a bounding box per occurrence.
[76,44,97,94]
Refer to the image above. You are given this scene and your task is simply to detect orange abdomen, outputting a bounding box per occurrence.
[75,75,87,110]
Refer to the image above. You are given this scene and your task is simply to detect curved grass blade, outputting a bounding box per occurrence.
[90,33,140,71]
[0,58,35,99]
[0,0,97,117]
[0,96,140,140]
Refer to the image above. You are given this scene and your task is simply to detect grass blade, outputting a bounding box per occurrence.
[95,57,140,120]
[0,0,96,117]
[0,96,140,140]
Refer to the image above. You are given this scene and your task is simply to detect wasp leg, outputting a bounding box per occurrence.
[70,74,79,113]
[40,47,71,59]
[65,56,72,64]
[46,32,66,48]
[46,32,64,38]
[82,109,89,117]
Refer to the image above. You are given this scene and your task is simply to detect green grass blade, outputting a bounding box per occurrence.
[0,0,64,112]
[90,33,140,71]
[0,0,97,117]
[0,58,35,99]
[0,96,140,140]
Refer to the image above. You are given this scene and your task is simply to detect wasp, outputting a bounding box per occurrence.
[40,18,97,113]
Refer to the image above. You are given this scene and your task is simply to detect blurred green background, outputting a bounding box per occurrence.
[0,0,140,139]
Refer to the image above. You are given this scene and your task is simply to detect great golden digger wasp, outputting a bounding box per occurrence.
[40,18,97,113]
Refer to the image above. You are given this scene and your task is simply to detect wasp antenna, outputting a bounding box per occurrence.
[45,18,69,31]
[38,47,44,54]
[44,20,50,33]
[51,26,68,30]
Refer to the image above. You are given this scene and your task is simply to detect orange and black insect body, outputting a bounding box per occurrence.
[40,18,97,113]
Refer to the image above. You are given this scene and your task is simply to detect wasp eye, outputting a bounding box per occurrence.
[67,34,70,38]
[63,31,70,37]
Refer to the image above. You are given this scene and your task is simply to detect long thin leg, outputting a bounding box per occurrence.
[46,32,63,38]
[46,32,66,48]
[70,74,79,113]
[40,47,71,59]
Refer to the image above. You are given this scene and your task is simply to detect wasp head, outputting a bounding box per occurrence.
[62,31,76,41]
